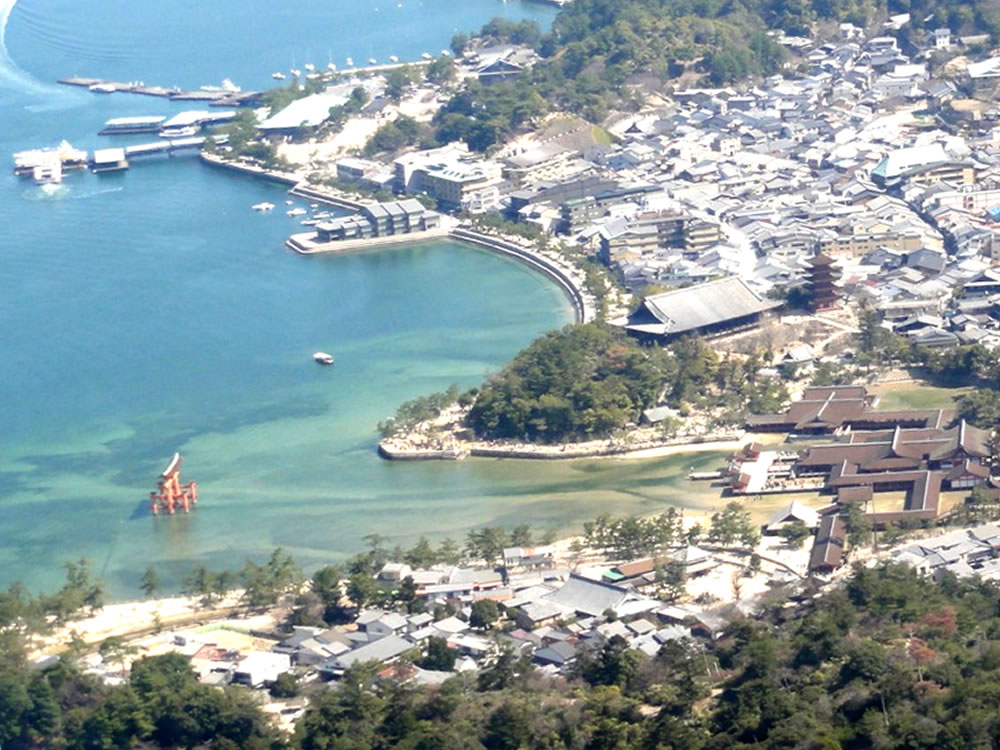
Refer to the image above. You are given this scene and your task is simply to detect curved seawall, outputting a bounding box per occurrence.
[287,226,592,324]
[448,228,590,324]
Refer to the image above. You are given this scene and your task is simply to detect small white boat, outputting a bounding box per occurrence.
[346,57,354,67]
[159,125,199,138]
[327,62,337,71]
[287,207,307,217]
[304,63,315,72]
[290,68,301,77]
[440,49,450,57]
[368,57,377,65]
[313,352,335,365]
[389,55,399,63]
[272,71,286,80]
[89,83,117,93]
[421,52,432,60]
[252,202,275,212]
[285,199,294,205]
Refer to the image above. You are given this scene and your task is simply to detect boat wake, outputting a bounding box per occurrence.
[23,184,125,201]
[0,0,57,94]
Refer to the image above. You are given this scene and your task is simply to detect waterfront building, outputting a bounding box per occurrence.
[314,199,439,242]
[259,92,350,133]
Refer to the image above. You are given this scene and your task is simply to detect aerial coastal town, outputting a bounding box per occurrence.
[17,1,1000,747]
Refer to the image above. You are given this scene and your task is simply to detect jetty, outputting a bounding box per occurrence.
[57,77,261,107]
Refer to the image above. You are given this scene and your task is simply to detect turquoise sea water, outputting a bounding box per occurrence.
[0,0,724,599]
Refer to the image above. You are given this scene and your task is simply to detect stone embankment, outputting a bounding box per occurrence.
[378,432,743,461]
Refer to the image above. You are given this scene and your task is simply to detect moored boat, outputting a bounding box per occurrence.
[313,352,335,365]
[252,202,275,212]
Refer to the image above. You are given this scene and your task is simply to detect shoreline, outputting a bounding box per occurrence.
[199,154,594,324]
[378,433,746,461]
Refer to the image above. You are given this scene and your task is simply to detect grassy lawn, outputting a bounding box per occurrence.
[868,382,971,412]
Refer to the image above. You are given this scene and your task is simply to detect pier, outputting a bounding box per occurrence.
[87,136,229,173]
[57,77,261,107]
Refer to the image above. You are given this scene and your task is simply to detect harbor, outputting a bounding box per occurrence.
[57,77,261,107]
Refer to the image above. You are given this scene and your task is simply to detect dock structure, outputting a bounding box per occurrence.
[57,77,261,107]
[90,135,229,173]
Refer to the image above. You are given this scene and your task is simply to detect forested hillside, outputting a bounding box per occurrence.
[436,0,1000,149]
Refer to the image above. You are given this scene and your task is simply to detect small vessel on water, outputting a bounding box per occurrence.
[346,57,354,67]
[368,57,377,65]
[389,55,399,63]
[314,352,335,365]
[304,62,315,72]
[440,49,451,57]
[272,71,286,80]
[287,207,307,217]
[290,68,301,77]
[252,202,275,212]
[327,62,337,71]
[13,141,88,176]
[99,115,166,135]
[89,82,117,93]
[421,52,432,60]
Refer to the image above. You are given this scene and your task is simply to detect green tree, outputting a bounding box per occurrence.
[140,566,161,599]
[347,574,379,609]
[270,671,299,698]
[99,636,139,677]
[420,636,457,671]
[469,599,500,629]
[779,523,813,549]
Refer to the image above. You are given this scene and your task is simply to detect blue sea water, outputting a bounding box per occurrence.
[0,0,722,599]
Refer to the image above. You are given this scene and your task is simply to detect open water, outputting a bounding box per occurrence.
[0,0,726,598]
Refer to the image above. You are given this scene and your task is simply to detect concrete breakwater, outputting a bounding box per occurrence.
[449,228,592,325]
[287,227,452,254]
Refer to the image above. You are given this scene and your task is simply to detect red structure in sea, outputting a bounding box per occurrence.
[150,453,198,515]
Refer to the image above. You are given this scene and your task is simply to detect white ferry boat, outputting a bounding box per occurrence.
[99,116,166,136]
[12,141,88,176]
[313,352,335,365]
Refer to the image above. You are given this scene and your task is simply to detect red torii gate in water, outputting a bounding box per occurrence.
[150,453,198,515]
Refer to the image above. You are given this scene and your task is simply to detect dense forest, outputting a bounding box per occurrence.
[9,564,1000,748]
[464,323,787,443]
